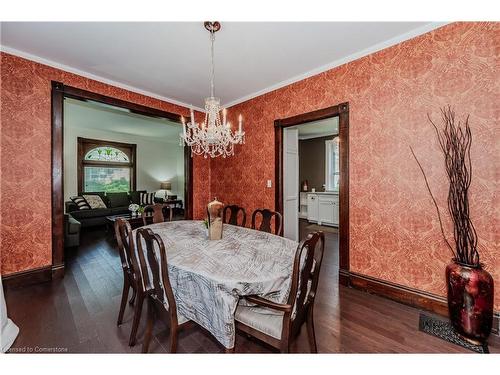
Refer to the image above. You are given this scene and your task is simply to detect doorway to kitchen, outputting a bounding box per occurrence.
[274,103,349,285]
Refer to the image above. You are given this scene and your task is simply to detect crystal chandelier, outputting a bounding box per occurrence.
[180,21,245,158]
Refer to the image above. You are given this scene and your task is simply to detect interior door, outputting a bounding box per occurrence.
[283,127,299,241]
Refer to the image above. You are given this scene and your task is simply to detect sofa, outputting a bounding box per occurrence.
[64,214,81,247]
[66,191,146,228]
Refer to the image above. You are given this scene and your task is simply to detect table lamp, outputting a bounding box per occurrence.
[156,181,172,201]
[160,181,172,191]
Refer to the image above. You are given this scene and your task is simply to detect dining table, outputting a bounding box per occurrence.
[132,220,299,349]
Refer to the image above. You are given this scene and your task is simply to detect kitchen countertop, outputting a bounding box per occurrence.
[302,191,339,195]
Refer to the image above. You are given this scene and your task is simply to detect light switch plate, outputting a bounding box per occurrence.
[267,180,272,188]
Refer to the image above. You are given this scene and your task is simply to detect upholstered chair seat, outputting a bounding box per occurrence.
[234,232,324,353]
[235,304,284,340]
[235,278,313,339]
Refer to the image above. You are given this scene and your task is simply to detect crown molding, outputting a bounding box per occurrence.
[223,22,449,108]
[1,22,449,112]
[0,45,205,112]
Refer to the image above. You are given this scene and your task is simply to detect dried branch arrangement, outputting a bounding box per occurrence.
[410,106,479,266]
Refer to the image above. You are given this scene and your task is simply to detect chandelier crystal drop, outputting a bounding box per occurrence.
[180,21,245,158]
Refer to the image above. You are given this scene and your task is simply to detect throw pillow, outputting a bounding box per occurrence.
[107,192,130,208]
[70,196,91,210]
[83,194,107,209]
[140,192,155,205]
[129,190,147,205]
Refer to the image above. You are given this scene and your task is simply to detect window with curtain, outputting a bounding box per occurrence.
[325,137,340,191]
[78,137,136,193]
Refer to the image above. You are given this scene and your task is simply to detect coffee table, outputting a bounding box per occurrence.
[105,213,152,231]
[161,199,183,217]
[106,199,183,232]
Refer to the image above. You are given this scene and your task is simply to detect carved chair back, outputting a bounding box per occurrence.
[251,209,283,236]
[115,217,148,343]
[135,228,177,316]
[285,231,325,334]
[114,218,137,276]
[223,205,247,227]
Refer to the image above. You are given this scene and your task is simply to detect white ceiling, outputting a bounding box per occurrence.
[0,22,444,109]
[64,98,182,143]
[297,117,339,139]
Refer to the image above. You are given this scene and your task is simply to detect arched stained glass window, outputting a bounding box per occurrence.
[84,146,129,162]
[78,138,136,193]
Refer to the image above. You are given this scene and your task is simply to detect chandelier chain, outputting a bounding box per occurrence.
[210,28,215,98]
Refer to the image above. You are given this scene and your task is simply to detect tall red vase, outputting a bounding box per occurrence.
[446,261,494,344]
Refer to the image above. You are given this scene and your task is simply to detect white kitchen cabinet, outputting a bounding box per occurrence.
[332,199,339,225]
[307,194,318,222]
[318,196,335,225]
[307,192,338,226]
[299,192,308,219]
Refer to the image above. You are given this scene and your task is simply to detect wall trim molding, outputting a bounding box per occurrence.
[0,46,205,112]
[345,271,499,336]
[2,266,53,289]
[349,271,449,316]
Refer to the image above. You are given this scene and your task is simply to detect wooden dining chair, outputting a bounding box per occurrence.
[234,231,325,353]
[251,208,283,236]
[143,203,172,226]
[223,204,247,227]
[136,227,191,353]
[114,218,148,347]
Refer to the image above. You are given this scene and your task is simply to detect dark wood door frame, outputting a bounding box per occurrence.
[51,81,194,278]
[274,102,350,286]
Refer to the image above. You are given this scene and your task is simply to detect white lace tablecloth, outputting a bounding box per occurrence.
[133,220,298,349]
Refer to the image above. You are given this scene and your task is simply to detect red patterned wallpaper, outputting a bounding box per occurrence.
[1,23,498,310]
[210,23,500,309]
[0,52,209,275]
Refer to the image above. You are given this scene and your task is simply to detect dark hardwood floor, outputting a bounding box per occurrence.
[4,219,499,353]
